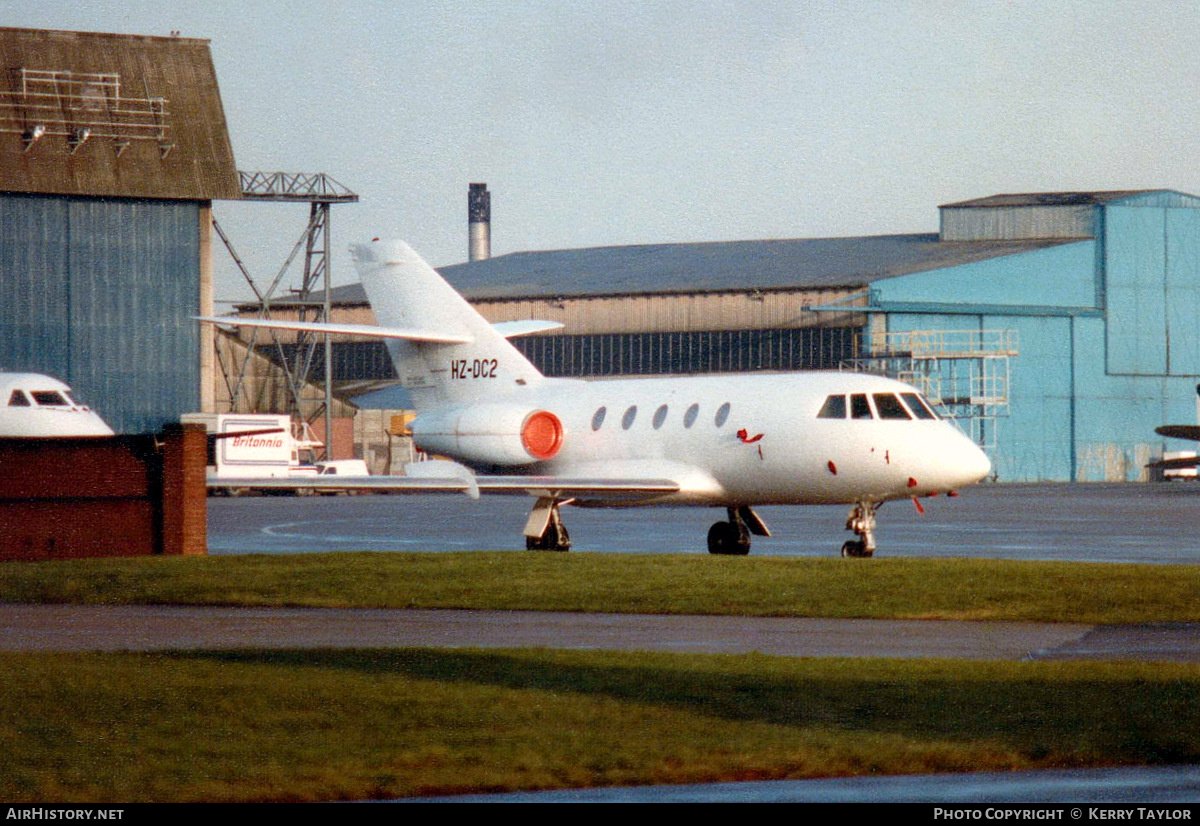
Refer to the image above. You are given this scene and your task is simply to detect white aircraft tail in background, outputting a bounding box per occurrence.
[199,239,992,557]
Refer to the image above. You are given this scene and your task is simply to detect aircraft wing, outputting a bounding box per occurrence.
[208,474,681,500]
[1156,425,1200,441]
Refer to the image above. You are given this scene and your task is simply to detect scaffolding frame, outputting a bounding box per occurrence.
[1,68,174,157]
[843,329,1017,459]
[212,171,358,458]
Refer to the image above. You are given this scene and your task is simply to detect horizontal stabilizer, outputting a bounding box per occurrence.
[195,316,472,345]
[492,320,565,338]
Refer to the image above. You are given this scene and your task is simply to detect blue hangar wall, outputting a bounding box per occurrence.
[869,191,1200,482]
[0,194,202,434]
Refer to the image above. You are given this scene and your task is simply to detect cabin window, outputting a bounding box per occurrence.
[873,393,912,420]
[683,403,699,428]
[850,393,873,419]
[901,392,938,420]
[817,394,846,419]
[31,391,68,407]
[8,390,30,407]
[714,402,731,427]
[592,407,607,431]
[652,405,668,429]
[622,405,638,429]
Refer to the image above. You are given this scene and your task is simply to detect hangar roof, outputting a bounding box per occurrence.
[301,233,1076,306]
[941,190,1200,209]
[0,27,239,200]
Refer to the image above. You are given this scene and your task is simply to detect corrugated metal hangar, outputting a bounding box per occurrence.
[876,190,1200,483]
[248,189,1200,483]
[0,27,238,434]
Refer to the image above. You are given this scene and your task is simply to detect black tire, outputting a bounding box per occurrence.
[841,540,873,558]
[708,521,750,555]
[526,522,571,552]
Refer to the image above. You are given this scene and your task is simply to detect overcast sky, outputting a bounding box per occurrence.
[3,1,1198,302]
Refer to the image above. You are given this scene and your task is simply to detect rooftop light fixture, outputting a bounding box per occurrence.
[21,123,44,152]
[67,126,90,154]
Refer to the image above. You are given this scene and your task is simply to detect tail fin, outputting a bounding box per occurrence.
[350,239,545,408]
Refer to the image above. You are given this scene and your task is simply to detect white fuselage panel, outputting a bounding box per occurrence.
[416,371,991,507]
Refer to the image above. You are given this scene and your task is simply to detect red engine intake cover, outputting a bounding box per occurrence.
[521,410,563,460]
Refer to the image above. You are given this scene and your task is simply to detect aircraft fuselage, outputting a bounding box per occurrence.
[414,370,990,508]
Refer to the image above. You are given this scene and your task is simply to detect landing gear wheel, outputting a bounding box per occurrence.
[840,540,873,558]
[841,501,879,558]
[707,509,751,555]
[526,522,570,551]
[525,500,571,551]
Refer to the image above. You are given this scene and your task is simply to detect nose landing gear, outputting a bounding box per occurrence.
[841,500,878,558]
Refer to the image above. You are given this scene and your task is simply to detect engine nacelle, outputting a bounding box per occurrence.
[410,404,564,467]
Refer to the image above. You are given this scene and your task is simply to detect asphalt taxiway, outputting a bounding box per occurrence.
[412,765,1200,803]
[6,603,1200,664]
[207,482,1200,564]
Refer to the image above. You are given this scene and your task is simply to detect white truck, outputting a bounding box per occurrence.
[181,413,321,492]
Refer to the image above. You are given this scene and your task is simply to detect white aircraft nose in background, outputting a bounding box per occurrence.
[0,373,114,437]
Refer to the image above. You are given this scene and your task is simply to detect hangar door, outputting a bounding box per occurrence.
[0,194,201,434]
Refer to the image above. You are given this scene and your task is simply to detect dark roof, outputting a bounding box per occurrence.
[0,27,239,200]
[940,190,1176,208]
[293,234,1077,307]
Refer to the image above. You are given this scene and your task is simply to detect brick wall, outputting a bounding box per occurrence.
[0,423,208,560]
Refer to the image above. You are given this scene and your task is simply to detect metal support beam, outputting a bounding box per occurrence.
[210,171,359,458]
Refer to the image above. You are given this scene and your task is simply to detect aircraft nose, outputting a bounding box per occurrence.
[953,435,992,486]
[967,443,992,482]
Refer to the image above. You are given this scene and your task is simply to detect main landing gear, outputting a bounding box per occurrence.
[841,500,878,558]
[524,497,571,551]
[707,506,770,555]
[522,499,879,558]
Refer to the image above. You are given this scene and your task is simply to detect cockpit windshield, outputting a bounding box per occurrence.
[31,391,69,407]
[873,393,911,420]
[850,394,872,419]
[816,395,846,419]
[900,392,939,419]
[817,391,941,422]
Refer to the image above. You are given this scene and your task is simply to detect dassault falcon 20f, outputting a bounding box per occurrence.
[199,239,991,557]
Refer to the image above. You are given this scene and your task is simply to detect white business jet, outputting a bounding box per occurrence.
[0,373,114,437]
[199,239,991,557]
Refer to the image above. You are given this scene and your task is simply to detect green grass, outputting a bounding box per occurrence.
[3,552,1200,623]
[3,648,1199,802]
